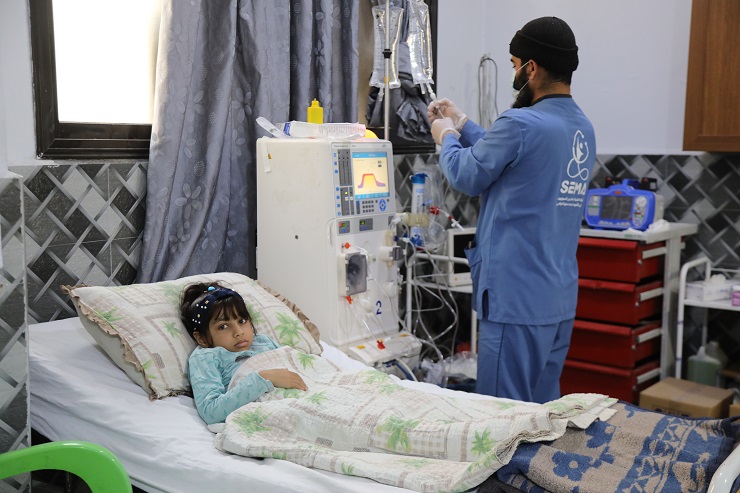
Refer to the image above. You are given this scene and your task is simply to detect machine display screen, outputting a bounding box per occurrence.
[600,195,633,220]
[351,151,390,199]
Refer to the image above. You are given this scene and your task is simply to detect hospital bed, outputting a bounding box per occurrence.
[29,316,740,493]
[28,318,738,493]
[30,316,502,493]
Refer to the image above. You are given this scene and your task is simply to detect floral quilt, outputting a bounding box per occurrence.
[213,347,616,492]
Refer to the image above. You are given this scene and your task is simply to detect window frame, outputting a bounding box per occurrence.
[29,0,151,160]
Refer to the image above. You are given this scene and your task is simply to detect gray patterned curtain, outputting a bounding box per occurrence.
[138,0,359,282]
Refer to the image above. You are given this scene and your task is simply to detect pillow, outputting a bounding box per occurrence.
[63,273,322,400]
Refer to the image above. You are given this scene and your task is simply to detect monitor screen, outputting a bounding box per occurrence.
[351,151,390,200]
[600,195,633,220]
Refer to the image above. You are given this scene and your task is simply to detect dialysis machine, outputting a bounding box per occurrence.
[256,137,421,373]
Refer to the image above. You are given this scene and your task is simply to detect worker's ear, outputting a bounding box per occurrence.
[193,331,209,348]
[527,59,539,80]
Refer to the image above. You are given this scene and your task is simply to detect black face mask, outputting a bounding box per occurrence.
[512,61,530,91]
[512,66,534,109]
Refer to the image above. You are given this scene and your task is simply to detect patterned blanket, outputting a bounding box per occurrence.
[213,347,616,492]
[484,402,739,493]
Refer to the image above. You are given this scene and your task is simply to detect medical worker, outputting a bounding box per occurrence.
[427,17,595,403]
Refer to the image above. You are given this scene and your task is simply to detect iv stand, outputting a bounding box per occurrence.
[383,0,391,140]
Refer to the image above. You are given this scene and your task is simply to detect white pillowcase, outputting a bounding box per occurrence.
[64,273,322,399]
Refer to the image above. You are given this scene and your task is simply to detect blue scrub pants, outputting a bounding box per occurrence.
[475,319,574,403]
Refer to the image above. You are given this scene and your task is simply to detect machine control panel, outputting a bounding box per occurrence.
[333,145,392,217]
[337,216,391,235]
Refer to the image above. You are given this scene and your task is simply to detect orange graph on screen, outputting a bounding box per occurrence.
[357,173,386,188]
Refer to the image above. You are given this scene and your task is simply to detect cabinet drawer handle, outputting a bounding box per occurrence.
[639,287,664,301]
[636,367,661,385]
[642,247,667,260]
[636,328,662,343]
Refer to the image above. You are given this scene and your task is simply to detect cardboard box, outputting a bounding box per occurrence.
[639,377,733,418]
[729,403,740,417]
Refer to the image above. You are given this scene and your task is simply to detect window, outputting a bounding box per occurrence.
[29,0,160,159]
[31,0,436,159]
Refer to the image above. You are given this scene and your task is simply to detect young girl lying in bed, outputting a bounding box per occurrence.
[181,282,308,425]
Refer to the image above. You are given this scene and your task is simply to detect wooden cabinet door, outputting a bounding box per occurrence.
[683,0,740,151]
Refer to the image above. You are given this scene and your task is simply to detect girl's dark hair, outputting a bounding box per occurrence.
[180,282,253,343]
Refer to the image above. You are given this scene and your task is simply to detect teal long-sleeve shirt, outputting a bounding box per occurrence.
[188,334,280,425]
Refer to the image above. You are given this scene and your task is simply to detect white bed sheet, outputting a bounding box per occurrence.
[29,317,498,493]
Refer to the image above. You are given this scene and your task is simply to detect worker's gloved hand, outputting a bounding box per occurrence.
[427,98,467,130]
[431,118,460,145]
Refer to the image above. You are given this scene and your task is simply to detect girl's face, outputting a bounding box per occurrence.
[194,311,255,352]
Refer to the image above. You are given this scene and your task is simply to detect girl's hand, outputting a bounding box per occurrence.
[259,369,308,391]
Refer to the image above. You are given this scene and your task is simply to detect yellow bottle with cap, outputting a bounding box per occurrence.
[307,99,323,124]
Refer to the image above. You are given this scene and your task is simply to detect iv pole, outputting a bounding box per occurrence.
[383,0,391,140]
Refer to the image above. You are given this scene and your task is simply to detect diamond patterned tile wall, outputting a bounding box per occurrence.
[590,154,740,361]
[0,173,29,492]
[5,153,739,391]
[10,162,146,325]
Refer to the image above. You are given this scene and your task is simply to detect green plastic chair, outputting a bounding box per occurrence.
[0,441,132,493]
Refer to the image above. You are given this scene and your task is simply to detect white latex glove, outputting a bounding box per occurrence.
[427,98,467,130]
[431,118,460,145]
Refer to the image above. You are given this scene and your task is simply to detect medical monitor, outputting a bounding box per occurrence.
[351,151,390,200]
[599,195,633,220]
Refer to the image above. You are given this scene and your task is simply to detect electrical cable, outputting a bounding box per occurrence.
[478,54,499,128]
[414,244,461,347]
[414,319,448,388]
[389,358,418,382]
[408,247,459,358]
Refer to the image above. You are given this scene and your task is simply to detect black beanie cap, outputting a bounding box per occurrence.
[509,16,579,73]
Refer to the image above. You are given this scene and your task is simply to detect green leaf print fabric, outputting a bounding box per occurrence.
[214,347,617,493]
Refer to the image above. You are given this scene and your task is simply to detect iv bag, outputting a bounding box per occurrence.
[370,5,404,90]
[407,0,434,87]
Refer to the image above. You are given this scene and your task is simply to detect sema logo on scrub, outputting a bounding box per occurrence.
[560,130,590,196]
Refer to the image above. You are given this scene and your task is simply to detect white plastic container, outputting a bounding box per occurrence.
[279,121,366,140]
[706,340,729,368]
[687,346,722,386]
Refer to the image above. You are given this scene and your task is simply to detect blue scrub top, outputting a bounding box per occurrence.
[439,95,596,325]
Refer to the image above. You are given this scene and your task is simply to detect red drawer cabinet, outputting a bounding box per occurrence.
[561,358,661,403]
[566,225,698,387]
[576,278,663,326]
[568,319,661,369]
[562,235,669,403]
[577,237,665,283]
